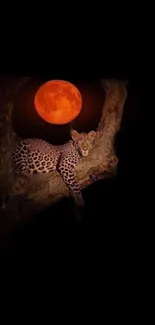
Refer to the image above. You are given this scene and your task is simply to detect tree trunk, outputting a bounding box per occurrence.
[74,79,128,188]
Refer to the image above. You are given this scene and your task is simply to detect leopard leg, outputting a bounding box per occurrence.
[57,155,84,208]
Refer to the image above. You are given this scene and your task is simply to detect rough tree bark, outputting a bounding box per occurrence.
[0,78,128,217]
[74,79,128,188]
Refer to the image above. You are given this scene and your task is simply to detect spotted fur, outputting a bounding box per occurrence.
[12,130,96,206]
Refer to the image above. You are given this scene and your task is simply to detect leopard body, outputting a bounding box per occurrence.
[12,130,96,206]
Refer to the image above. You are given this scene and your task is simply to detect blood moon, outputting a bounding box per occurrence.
[34,80,82,125]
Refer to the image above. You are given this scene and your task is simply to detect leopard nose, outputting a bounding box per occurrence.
[83,143,88,150]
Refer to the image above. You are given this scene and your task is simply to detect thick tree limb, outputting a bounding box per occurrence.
[74,79,128,188]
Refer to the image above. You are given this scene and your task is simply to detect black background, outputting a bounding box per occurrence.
[0,35,144,261]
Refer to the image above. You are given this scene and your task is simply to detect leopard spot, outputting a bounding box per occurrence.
[39,167,44,170]
[33,156,38,161]
[48,167,54,171]
[70,177,75,181]
[33,170,38,174]
[59,168,65,172]
[30,164,35,169]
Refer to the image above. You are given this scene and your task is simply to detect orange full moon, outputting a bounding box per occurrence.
[34,80,82,125]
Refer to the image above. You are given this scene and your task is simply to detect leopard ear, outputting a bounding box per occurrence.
[88,130,96,140]
[71,129,80,141]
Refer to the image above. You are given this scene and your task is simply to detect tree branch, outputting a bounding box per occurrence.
[74,79,128,188]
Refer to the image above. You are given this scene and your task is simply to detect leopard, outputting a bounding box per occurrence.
[12,130,96,207]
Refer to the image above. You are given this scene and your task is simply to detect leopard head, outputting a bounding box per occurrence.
[71,129,96,157]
